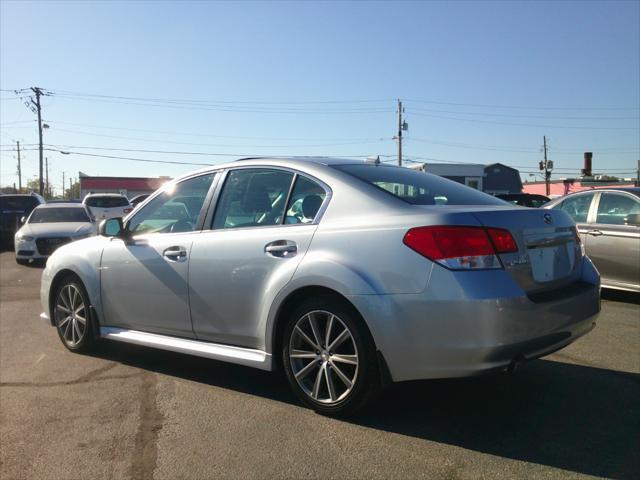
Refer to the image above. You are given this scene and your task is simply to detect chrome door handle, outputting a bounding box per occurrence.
[163,246,187,262]
[586,229,603,237]
[265,240,297,258]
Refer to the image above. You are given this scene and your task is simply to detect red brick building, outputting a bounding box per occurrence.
[79,172,171,200]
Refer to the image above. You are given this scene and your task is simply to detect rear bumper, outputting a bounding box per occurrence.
[348,257,601,382]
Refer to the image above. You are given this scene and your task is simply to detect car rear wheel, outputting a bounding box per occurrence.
[282,296,378,416]
[53,277,97,353]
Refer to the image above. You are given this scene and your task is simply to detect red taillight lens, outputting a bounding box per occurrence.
[404,226,494,259]
[486,227,518,254]
[403,226,518,270]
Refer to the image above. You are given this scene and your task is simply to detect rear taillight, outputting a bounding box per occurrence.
[572,227,585,257]
[486,227,518,254]
[403,226,518,270]
[123,208,133,214]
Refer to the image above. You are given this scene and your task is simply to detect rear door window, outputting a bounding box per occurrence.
[284,176,326,224]
[333,164,505,206]
[595,193,640,226]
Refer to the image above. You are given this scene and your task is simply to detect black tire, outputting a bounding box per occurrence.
[52,275,98,353]
[282,294,378,416]
[15,258,29,266]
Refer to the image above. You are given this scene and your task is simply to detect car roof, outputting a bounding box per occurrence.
[84,193,128,197]
[177,156,390,182]
[234,156,366,166]
[497,193,549,198]
[36,203,87,209]
[562,187,640,197]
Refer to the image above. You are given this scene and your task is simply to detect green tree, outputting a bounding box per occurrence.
[64,181,80,200]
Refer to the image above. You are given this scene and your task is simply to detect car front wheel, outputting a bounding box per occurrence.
[53,277,97,353]
[282,296,378,416]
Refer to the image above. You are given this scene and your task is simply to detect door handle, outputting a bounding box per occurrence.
[265,240,297,258]
[586,229,603,237]
[163,246,188,262]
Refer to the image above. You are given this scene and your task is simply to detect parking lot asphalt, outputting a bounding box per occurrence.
[0,250,638,480]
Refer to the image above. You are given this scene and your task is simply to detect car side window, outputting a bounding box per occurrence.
[284,176,327,224]
[556,193,594,223]
[128,173,215,235]
[212,169,294,229]
[596,193,640,226]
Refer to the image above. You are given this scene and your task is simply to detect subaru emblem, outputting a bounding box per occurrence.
[543,213,553,224]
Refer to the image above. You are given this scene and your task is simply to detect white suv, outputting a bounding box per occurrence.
[82,193,133,221]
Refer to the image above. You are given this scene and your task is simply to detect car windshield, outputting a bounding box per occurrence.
[29,208,91,223]
[334,164,505,206]
[84,196,129,208]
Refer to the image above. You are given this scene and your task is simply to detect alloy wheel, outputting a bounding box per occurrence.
[55,284,87,347]
[288,310,359,404]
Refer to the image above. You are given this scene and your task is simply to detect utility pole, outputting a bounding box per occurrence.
[393,99,408,166]
[69,177,73,200]
[62,172,66,200]
[45,157,49,198]
[30,87,45,196]
[540,136,553,196]
[16,140,22,192]
[397,99,403,166]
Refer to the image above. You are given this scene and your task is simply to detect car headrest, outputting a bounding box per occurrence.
[242,188,272,214]
[302,195,323,219]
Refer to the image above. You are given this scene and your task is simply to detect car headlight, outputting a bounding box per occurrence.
[16,234,34,241]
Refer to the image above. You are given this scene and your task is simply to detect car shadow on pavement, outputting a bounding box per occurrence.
[602,289,640,305]
[89,342,639,480]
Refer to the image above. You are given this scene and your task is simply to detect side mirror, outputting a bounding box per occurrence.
[99,217,125,237]
[20,216,26,224]
[624,213,640,226]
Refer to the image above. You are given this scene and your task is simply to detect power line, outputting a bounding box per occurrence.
[39,120,387,142]
[409,107,638,120]
[2,145,636,172]
[50,89,394,105]
[51,94,394,114]
[406,110,639,130]
[404,98,640,111]
[36,127,391,148]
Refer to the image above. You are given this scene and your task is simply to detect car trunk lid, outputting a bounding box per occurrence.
[470,207,582,294]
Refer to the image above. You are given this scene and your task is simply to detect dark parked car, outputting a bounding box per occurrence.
[496,193,550,208]
[545,187,640,292]
[0,193,45,248]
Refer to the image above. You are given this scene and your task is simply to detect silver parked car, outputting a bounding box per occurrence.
[40,158,600,415]
[15,203,96,264]
[545,188,640,292]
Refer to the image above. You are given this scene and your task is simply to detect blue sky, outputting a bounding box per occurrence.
[1,1,638,194]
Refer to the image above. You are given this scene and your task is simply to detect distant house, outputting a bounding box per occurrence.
[483,163,522,195]
[408,162,524,194]
[408,163,485,190]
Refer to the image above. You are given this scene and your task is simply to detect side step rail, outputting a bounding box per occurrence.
[100,327,272,371]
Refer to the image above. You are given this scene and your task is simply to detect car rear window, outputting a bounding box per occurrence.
[29,207,90,223]
[84,196,130,208]
[334,164,505,206]
[0,196,40,211]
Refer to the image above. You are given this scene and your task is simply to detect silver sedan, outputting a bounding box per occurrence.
[39,157,601,415]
